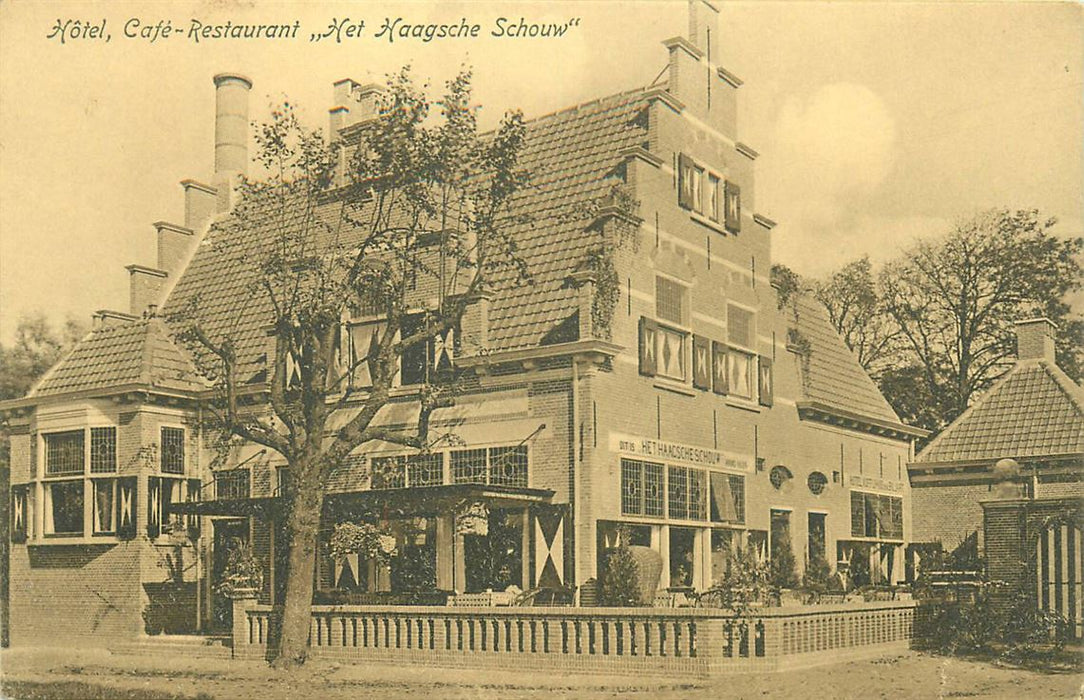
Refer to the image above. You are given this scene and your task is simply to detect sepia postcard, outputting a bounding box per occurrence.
[0,1,1081,698]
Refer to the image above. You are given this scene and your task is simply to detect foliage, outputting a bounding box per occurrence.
[328,521,397,561]
[582,183,641,339]
[769,535,800,590]
[813,256,900,379]
[770,263,802,311]
[0,313,88,401]
[707,547,774,616]
[815,209,1081,435]
[214,540,264,596]
[599,533,642,607]
[801,554,835,599]
[167,66,532,667]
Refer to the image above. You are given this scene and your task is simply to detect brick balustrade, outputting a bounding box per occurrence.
[232,598,916,675]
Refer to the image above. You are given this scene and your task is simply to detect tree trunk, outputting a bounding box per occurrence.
[271,481,323,668]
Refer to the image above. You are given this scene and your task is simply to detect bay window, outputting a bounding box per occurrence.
[41,427,119,539]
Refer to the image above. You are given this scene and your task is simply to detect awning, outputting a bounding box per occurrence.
[170,483,555,519]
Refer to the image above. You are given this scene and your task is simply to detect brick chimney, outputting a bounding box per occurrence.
[212,73,252,211]
[329,79,384,136]
[126,265,168,316]
[1015,318,1057,362]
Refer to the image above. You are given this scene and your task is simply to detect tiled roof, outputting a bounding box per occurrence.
[162,88,650,379]
[916,359,1084,464]
[792,295,903,426]
[31,318,207,397]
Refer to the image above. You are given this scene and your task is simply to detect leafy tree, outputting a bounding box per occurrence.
[879,209,1081,431]
[167,67,530,667]
[0,313,87,401]
[813,256,901,379]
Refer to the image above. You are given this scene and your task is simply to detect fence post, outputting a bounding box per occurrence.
[229,589,260,657]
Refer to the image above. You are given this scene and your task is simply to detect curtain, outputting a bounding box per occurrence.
[93,481,114,534]
[710,472,737,523]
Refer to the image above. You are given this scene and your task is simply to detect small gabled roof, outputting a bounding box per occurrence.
[791,295,904,427]
[30,317,207,398]
[916,359,1084,464]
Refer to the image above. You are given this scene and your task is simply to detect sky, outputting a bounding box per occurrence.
[1,0,1081,344]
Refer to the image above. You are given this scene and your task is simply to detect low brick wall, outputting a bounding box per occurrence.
[232,599,917,675]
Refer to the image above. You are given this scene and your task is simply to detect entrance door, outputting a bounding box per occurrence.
[210,519,248,633]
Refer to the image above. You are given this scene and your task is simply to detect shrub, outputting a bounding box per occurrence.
[801,555,835,600]
[707,546,773,616]
[769,537,799,589]
[215,540,264,596]
[600,543,642,607]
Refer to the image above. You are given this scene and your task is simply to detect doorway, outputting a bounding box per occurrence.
[210,519,248,633]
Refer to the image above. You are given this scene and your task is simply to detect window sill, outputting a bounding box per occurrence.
[653,379,696,397]
[725,398,761,413]
[689,212,728,235]
[30,535,119,546]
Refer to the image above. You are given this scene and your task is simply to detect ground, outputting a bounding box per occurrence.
[0,647,1081,699]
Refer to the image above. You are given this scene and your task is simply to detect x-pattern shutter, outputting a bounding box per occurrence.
[724,181,741,232]
[11,485,28,543]
[116,476,138,540]
[147,476,162,539]
[693,335,711,390]
[639,317,658,376]
[758,356,773,406]
[712,341,729,395]
[186,478,202,539]
[678,153,695,209]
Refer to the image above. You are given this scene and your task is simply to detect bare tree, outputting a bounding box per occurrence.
[168,67,530,667]
[813,257,901,380]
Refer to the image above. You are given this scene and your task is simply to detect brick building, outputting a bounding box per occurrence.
[3,2,925,646]
[908,318,1084,555]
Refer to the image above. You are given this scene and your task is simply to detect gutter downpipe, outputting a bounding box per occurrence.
[571,356,582,595]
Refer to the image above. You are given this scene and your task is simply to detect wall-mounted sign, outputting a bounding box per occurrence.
[848,474,904,494]
[609,432,753,473]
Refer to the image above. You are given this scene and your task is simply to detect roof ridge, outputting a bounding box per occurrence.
[520,86,649,129]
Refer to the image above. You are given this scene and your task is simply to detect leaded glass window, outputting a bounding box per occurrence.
[408,453,444,487]
[451,449,487,484]
[45,430,84,476]
[727,305,754,348]
[371,456,406,489]
[161,427,185,474]
[489,446,528,487]
[90,427,117,473]
[668,466,688,520]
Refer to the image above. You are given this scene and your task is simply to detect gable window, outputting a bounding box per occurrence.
[161,427,185,474]
[727,305,757,401]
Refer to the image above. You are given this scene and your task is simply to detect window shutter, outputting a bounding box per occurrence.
[638,317,658,376]
[11,485,28,543]
[678,153,694,209]
[186,478,202,539]
[147,476,161,539]
[711,341,729,395]
[758,356,773,407]
[116,476,138,540]
[725,181,741,232]
[692,335,711,390]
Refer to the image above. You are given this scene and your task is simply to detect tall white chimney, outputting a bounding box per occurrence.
[212,73,252,211]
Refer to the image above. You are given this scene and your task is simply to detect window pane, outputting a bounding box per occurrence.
[689,469,707,521]
[90,427,117,473]
[161,427,185,474]
[408,453,444,487]
[93,480,114,534]
[451,449,487,484]
[656,277,685,325]
[727,306,753,347]
[400,314,429,386]
[46,430,84,476]
[621,459,643,515]
[644,462,664,516]
[851,491,865,537]
[215,469,251,500]
[371,456,406,489]
[691,167,704,213]
[488,446,528,487]
[728,352,754,399]
[708,174,720,221]
[48,481,84,535]
[658,326,687,381]
[668,466,688,520]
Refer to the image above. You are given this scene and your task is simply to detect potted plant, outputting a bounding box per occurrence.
[215,540,264,599]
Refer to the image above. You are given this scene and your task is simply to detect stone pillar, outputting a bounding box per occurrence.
[436,514,455,591]
[230,589,259,656]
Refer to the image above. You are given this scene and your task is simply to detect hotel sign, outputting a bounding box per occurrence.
[609,432,753,473]
[848,474,904,494]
